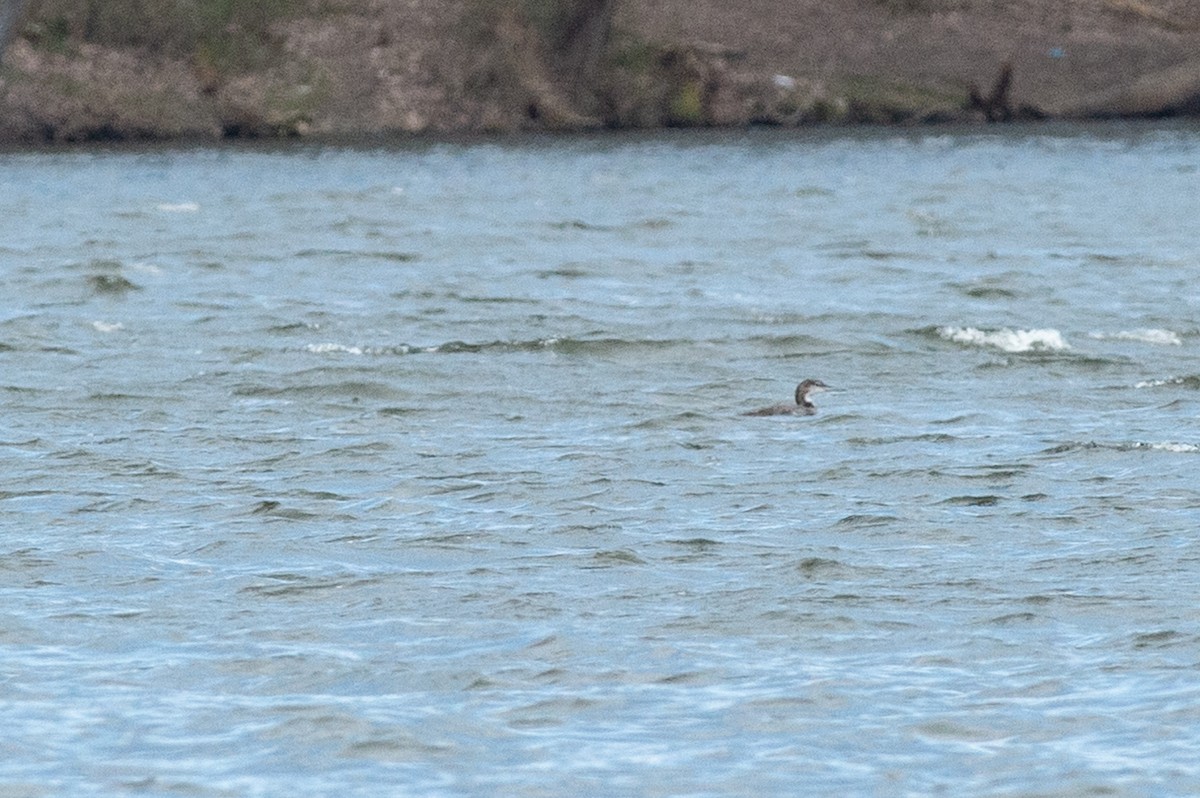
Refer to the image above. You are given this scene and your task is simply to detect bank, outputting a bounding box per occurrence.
[1,0,1198,144]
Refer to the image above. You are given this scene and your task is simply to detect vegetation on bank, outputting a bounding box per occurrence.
[0,0,1198,143]
[22,0,301,59]
[460,0,616,128]
[21,0,306,97]
[3,0,334,140]
[458,0,965,130]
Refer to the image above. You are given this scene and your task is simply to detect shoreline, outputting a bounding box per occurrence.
[3,117,1197,156]
[2,0,1199,147]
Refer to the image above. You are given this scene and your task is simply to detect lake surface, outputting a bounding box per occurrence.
[3,124,1200,796]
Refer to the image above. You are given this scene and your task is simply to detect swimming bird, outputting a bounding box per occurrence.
[743,379,830,416]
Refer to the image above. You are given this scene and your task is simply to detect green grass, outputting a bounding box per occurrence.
[608,38,658,74]
[21,14,72,53]
[666,80,703,125]
[839,74,964,121]
[24,0,306,68]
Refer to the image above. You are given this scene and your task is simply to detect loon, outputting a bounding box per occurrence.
[743,379,830,416]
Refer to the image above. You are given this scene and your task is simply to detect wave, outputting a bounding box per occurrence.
[846,433,959,445]
[1042,440,1200,454]
[293,248,419,262]
[306,343,374,355]
[88,274,141,295]
[1089,329,1182,346]
[939,494,1004,507]
[548,219,617,232]
[233,379,399,399]
[304,337,685,357]
[1135,376,1200,389]
[1133,441,1200,453]
[936,326,1069,353]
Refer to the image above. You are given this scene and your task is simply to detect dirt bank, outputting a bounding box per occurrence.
[1,0,1198,144]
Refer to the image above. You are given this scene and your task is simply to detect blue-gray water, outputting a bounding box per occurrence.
[3,125,1200,796]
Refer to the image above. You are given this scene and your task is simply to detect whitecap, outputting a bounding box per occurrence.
[306,342,364,355]
[1089,329,1181,346]
[1136,377,1184,388]
[92,320,124,333]
[938,326,1070,353]
[156,202,200,213]
[1134,441,1200,453]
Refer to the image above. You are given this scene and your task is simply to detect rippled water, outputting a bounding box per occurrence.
[4,125,1200,796]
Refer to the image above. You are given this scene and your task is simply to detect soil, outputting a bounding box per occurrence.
[624,0,1200,115]
[1,0,1198,144]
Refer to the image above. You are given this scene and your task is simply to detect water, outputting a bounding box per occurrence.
[3,124,1200,796]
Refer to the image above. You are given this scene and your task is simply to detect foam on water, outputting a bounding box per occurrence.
[306,342,367,355]
[1089,328,1182,345]
[1133,375,1200,388]
[1133,441,1200,452]
[937,326,1071,352]
[155,202,200,213]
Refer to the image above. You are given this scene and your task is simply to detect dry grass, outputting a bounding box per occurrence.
[1101,0,1197,31]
